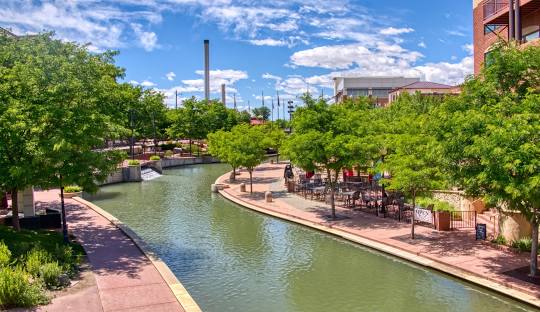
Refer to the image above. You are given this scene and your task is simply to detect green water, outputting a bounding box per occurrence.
[86,164,536,312]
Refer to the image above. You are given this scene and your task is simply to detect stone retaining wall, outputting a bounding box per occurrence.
[432,190,486,213]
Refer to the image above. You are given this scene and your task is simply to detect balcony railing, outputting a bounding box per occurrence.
[483,0,509,20]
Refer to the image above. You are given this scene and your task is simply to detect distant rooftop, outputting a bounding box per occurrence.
[394,81,454,90]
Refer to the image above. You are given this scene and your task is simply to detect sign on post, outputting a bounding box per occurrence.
[414,208,433,224]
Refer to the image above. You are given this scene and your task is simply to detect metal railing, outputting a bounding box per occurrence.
[483,0,509,20]
[450,211,477,229]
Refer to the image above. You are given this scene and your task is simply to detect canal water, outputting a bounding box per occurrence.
[86,164,535,312]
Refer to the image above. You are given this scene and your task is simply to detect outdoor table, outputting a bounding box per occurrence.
[311,186,326,200]
[341,191,356,207]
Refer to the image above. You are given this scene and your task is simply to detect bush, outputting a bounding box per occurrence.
[491,235,507,246]
[54,244,78,273]
[64,185,82,193]
[25,249,51,277]
[415,197,455,211]
[149,155,161,161]
[511,238,533,253]
[0,242,11,268]
[164,150,174,157]
[127,159,140,166]
[40,262,62,288]
[0,267,48,309]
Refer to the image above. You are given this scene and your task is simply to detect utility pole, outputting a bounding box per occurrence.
[261,91,265,107]
[276,91,280,120]
[175,90,178,109]
[221,83,226,106]
[233,93,237,110]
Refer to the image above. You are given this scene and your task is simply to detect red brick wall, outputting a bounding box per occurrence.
[473,2,540,75]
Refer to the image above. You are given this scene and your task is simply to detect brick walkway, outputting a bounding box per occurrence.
[217,163,540,306]
[34,190,185,312]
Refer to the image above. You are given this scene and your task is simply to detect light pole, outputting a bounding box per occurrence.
[129,109,135,160]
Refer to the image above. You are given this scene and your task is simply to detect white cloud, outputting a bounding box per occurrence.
[141,80,157,87]
[418,41,427,48]
[132,23,158,51]
[462,43,474,55]
[166,72,176,81]
[446,29,466,37]
[379,27,414,36]
[262,73,282,81]
[248,38,287,46]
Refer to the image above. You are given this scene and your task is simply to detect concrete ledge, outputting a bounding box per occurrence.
[215,172,540,309]
[72,197,202,312]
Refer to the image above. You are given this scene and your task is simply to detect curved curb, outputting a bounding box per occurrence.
[215,172,540,309]
[72,197,202,312]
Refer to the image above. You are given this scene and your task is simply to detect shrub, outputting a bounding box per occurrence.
[149,155,161,161]
[491,235,507,246]
[0,242,10,268]
[25,249,51,277]
[0,267,48,309]
[511,238,533,253]
[127,159,140,166]
[54,244,78,272]
[64,185,82,193]
[164,150,174,157]
[40,262,62,289]
[415,197,455,211]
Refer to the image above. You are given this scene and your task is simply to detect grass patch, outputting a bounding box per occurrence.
[0,226,85,309]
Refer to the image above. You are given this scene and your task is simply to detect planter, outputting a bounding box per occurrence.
[63,191,82,199]
[434,211,451,231]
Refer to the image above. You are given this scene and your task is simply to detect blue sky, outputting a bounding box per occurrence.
[1,1,473,110]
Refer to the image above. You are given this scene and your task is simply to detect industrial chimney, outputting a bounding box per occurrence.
[204,40,210,101]
[221,84,226,105]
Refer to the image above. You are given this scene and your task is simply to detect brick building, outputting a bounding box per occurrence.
[473,0,540,74]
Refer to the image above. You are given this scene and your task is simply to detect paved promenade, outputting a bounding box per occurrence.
[33,190,186,312]
[217,162,540,308]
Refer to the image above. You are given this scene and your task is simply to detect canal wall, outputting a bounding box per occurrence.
[100,156,220,186]
[73,196,202,312]
[214,170,540,309]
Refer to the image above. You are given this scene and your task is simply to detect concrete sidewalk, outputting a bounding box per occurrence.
[217,163,540,308]
[34,190,185,312]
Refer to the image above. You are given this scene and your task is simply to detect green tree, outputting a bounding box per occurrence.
[209,124,266,191]
[0,33,128,235]
[167,97,206,155]
[435,43,540,276]
[262,125,287,163]
[283,94,359,219]
[252,106,271,121]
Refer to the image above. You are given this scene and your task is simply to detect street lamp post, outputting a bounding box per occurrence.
[129,109,135,160]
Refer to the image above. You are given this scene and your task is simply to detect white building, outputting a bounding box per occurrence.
[333,77,420,106]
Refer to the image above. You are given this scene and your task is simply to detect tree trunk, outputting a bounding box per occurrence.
[276,153,279,164]
[530,214,538,277]
[60,186,69,244]
[0,192,7,210]
[189,139,192,156]
[249,170,253,193]
[11,189,20,231]
[411,191,416,239]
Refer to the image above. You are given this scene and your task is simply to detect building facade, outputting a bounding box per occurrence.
[388,82,461,104]
[473,0,540,74]
[333,77,419,106]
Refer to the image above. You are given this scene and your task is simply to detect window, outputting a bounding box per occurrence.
[484,50,495,67]
[347,88,369,97]
[371,89,392,98]
[484,24,503,35]
[523,28,540,43]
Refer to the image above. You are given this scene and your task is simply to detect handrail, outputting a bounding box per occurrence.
[483,0,509,20]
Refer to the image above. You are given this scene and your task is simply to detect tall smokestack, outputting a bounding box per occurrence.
[204,39,210,101]
[221,84,226,105]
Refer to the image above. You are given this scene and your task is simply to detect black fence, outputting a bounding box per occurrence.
[450,211,477,229]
